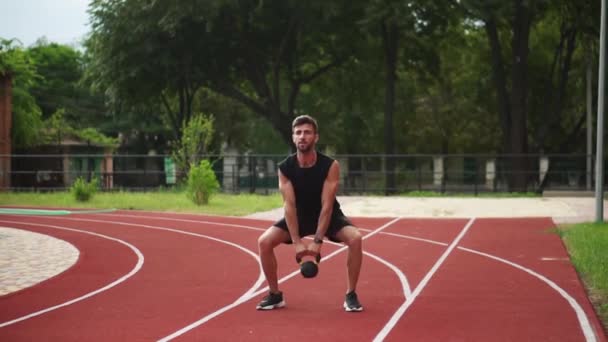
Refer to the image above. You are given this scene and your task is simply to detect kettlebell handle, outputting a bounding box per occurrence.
[296,253,321,264]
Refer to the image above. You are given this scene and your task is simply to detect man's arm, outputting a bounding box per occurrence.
[278,169,305,253]
[314,161,340,242]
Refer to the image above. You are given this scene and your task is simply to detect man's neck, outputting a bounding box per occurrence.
[297,150,317,168]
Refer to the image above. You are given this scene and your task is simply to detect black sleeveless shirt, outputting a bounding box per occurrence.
[278,152,342,218]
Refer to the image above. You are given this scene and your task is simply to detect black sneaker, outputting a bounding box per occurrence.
[343,291,363,312]
[256,291,285,310]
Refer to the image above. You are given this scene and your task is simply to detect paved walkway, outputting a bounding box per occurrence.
[1,196,606,297]
[246,196,607,224]
[0,227,79,296]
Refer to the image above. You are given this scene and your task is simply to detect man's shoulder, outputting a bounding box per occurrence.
[278,153,297,168]
[317,152,336,165]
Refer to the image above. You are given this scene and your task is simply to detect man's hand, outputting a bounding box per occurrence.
[307,240,322,256]
[294,241,308,260]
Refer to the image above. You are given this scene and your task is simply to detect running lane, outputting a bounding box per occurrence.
[164,218,465,341]
[2,214,605,341]
[380,217,606,342]
[0,214,262,341]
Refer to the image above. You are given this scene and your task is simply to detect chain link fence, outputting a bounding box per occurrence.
[0,153,596,194]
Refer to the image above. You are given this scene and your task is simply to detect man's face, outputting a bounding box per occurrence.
[292,123,318,153]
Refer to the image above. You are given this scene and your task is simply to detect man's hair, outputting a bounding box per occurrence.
[292,115,318,133]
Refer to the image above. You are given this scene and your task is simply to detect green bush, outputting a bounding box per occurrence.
[171,113,215,179]
[70,177,99,202]
[187,160,220,205]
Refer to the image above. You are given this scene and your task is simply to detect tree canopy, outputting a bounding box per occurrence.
[1,0,601,184]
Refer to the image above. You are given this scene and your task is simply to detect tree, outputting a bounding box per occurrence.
[86,0,220,141]
[203,0,363,146]
[528,1,600,191]
[460,0,550,191]
[360,0,456,193]
[0,39,43,148]
[27,41,84,119]
[412,20,500,154]
[87,0,362,148]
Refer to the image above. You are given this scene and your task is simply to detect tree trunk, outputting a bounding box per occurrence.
[484,17,511,155]
[484,1,534,192]
[509,0,532,192]
[382,20,398,195]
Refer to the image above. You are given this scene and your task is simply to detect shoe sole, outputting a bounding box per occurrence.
[343,302,363,312]
[256,300,286,310]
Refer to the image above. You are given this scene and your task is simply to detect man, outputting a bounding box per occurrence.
[256,115,364,312]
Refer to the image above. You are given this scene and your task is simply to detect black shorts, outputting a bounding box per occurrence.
[273,212,353,244]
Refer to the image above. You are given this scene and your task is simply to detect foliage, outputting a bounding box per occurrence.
[11,86,44,148]
[2,0,602,159]
[0,39,45,148]
[195,88,287,153]
[1,40,114,150]
[410,20,499,153]
[70,177,99,202]
[171,113,215,174]
[86,0,363,146]
[86,0,222,141]
[41,109,118,147]
[186,159,220,205]
[28,41,86,120]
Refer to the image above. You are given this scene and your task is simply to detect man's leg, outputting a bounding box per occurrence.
[334,225,364,312]
[334,225,363,293]
[257,226,290,293]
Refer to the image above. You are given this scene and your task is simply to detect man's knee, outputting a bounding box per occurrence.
[258,226,286,251]
[339,226,362,247]
[257,230,273,251]
[349,229,363,247]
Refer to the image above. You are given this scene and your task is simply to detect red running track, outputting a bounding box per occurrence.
[0,211,606,341]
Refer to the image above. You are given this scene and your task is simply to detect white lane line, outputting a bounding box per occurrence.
[157,217,404,342]
[44,215,411,340]
[459,247,597,342]
[369,227,598,342]
[380,231,449,247]
[363,251,412,298]
[96,214,411,297]
[312,238,412,297]
[95,213,266,232]
[373,217,476,342]
[0,220,144,328]
[48,216,267,301]
[95,214,597,342]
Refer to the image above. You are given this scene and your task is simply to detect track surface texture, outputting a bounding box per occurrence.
[0,210,606,341]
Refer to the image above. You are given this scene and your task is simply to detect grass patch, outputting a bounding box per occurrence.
[560,222,608,330]
[0,191,283,216]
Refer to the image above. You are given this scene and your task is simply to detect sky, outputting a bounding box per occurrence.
[0,0,91,47]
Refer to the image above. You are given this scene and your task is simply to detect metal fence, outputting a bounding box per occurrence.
[0,153,597,194]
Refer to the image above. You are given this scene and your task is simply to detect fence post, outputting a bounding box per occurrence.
[486,159,495,191]
[539,156,549,186]
[474,162,478,196]
[223,153,237,193]
[417,160,422,192]
[0,75,12,190]
[433,156,444,192]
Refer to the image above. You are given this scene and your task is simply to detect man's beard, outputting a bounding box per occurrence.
[297,143,313,153]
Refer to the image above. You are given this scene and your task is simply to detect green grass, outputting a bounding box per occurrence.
[560,222,608,328]
[0,191,283,216]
